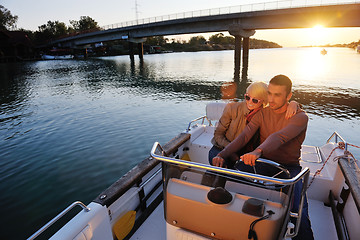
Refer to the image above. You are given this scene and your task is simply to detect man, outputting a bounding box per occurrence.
[212,74,314,240]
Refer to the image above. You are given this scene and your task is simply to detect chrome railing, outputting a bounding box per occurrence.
[186,115,210,132]
[102,0,360,30]
[27,201,90,240]
[327,131,347,150]
[151,141,309,185]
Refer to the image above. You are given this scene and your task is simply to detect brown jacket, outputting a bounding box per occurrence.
[213,101,250,149]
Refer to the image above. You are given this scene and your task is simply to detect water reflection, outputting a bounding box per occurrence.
[99,57,360,119]
[293,86,360,120]
[0,63,29,106]
[0,64,34,142]
[296,48,328,81]
[2,56,359,121]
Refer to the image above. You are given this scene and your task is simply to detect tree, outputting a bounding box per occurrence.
[209,33,234,45]
[189,36,206,46]
[209,33,224,44]
[34,20,68,44]
[38,21,68,36]
[0,5,18,30]
[70,16,100,32]
[145,36,168,46]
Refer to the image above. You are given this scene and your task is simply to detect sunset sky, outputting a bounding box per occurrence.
[3,0,360,47]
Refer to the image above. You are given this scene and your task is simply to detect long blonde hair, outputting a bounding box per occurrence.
[246,81,268,106]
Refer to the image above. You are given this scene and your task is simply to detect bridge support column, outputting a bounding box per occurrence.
[229,27,256,81]
[138,43,144,61]
[129,42,135,62]
[242,37,250,80]
[128,38,146,62]
[234,36,242,81]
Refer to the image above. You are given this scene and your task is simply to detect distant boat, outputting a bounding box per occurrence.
[320,49,327,55]
[41,48,74,60]
[356,45,360,54]
[41,54,74,60]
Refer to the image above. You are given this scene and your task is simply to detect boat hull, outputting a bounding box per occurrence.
[41,54,74,60]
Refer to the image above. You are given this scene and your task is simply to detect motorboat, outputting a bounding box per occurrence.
[320,49,327,55]
[27,102,360,240]
[41,48,74,60]
[41,54,74,60]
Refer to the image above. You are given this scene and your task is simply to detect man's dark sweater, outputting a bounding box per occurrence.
[218,106,308,166]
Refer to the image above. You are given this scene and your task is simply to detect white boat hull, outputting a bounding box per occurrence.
[41,54,74,60]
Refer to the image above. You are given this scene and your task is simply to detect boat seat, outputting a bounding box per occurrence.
[189,126,214,164]
[187,102,227,164]
[205,102,226,123]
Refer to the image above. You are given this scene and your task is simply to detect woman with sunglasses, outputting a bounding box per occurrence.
[208,81,298,168]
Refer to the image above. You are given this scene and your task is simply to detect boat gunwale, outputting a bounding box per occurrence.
[327,131,360,214]
[338,157,360,214]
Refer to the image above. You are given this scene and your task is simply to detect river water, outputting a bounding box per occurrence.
[1,47,359,239]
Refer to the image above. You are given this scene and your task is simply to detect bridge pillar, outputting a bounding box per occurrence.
[129,42,135,62]
[234,36,242,81]
[229,27,256,81]
[242,37,250,80]
[137,43,144,61]
[128,38,146,62]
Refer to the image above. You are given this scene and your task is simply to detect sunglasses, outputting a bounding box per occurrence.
[244,94,261,104]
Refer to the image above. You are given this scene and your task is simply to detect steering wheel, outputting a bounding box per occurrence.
[234,158,291,186]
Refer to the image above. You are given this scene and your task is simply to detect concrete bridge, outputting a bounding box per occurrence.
[51,1,360,79]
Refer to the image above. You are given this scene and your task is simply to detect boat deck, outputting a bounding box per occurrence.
[130,198,337,240]
[308,199,337,240]
[130,202,166,240]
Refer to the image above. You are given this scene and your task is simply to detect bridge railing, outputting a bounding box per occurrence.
[101,0,360,30]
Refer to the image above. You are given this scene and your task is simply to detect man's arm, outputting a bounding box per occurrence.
[259,111,308,152]
[212,112,261,167]
[240,111,308,166]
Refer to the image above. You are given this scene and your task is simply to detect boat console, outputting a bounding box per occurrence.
[151,142,310,240]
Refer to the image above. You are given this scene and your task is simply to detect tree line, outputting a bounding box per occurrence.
[1,5,100,45]
[145,34,281,54]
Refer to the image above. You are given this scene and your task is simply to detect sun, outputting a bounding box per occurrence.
[313,24,324,29]
[308,24,328,46]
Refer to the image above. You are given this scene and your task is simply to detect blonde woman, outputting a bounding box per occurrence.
[209,81,298,168]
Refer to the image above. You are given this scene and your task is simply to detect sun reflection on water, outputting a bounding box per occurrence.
[295,47,329,83]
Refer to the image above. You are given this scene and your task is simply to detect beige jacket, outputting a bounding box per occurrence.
[213,101,250,149]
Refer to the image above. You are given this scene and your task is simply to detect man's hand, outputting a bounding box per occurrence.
[240,148,262,166]
[212,156,225,167]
